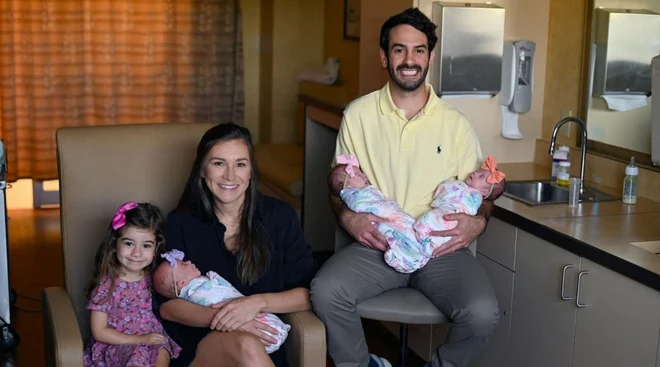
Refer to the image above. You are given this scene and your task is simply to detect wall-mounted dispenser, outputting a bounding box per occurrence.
[430,2,505,96]
[499,40,536,139]
[592,8,660,112]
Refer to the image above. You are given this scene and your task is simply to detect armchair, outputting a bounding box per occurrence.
[41,123,326,367]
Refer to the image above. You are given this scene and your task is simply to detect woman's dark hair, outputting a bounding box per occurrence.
[85,202,166,303]
[177,122,268,286]
[379,8,438,53]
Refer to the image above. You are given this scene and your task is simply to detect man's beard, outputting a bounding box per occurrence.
[387,61,429,91]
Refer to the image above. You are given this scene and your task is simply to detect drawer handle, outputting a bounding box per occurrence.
[560,265,575,300]
[576,271,590,308]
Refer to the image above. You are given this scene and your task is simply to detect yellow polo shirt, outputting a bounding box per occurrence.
[334,82,483,219]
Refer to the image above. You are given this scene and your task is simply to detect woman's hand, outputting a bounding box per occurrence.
[238,319,279,346]
[210,296,265,332]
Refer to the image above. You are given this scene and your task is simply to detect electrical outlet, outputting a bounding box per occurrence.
[560,109,572,137]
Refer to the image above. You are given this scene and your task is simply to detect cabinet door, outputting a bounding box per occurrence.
[508,230,581,367]
[477,217,517,271]
[572,259,660,367]
[469,254,514,367]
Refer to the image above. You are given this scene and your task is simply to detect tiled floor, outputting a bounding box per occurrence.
[1,208,426,367]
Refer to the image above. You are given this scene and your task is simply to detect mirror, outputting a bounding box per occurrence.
[582,0,660,168]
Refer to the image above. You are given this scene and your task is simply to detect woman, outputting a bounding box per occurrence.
[154,123,318,367]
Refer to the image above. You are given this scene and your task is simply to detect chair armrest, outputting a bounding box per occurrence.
[281,310,326,367]
[42,287,84,367]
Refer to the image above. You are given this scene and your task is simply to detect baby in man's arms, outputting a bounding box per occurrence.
[329,155,506,273]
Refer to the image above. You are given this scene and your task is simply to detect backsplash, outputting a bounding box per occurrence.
[534,139,660,203]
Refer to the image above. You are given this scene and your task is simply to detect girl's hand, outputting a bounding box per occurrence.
[141,333,167,345]
[210,296,264,332]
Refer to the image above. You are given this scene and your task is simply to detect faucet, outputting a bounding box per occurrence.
[549,116,587,192]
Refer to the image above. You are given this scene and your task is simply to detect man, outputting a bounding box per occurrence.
[310,8,499,367]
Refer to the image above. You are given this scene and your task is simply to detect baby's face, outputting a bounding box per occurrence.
[466,169,492,197]
[344,171,369,189]
[173,259,201,284]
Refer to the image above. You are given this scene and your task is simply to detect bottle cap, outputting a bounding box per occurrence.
[559,161,571,167]
[559,145,570,152]
[625,157,638,175]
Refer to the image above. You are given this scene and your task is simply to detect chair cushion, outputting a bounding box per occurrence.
[255,143,303,196]
[357,288,449,325]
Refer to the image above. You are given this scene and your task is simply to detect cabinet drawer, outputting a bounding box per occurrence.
[477,217,517,271]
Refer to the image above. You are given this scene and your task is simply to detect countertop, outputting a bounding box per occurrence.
[495,163,660,292]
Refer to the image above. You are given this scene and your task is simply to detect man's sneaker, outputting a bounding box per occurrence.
[368,354,392,367]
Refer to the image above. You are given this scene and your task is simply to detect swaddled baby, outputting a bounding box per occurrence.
[413,156,507,257]
[329,154,506,273]
[152,250,290,354]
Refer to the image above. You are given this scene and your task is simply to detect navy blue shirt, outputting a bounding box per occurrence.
[153,194,318,367]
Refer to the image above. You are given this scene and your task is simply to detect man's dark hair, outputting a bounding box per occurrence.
[379,8,438,53]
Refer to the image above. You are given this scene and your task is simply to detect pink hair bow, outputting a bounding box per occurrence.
[481,156,506,184]
[161,249,185,268]
[111,201,138,230]
[336,154,360,178]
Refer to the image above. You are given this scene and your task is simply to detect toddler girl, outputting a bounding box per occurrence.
[329,154,506,273]
[83,201,181,367]
[152,249,290,354]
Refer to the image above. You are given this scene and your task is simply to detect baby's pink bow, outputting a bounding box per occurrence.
[161,249,185,268]
[481,156,506,184]
[111,201,138,230]
[336,154,360,178]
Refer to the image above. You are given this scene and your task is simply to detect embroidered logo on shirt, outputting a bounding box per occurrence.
[437,145,442,154]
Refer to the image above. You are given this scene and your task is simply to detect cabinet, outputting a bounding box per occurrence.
[571,258,660,367]
[471,217,516,367]
[508,230,660,367]
[474,219,660,367]
[469,254,514,367]
[508,230,582,367]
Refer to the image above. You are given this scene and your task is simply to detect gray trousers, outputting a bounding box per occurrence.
[310,243,499,367]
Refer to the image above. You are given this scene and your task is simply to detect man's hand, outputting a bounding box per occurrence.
[341,209,389,252]
[431,213,486,257]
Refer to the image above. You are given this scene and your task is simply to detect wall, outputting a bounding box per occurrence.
[541,0,589,147]
[258,0,324,144]
[414,0,550,163]
[297,0,362,109]
[324,0,360,102]
[270,0,325,143]
[358,0,412,96]
[242,0,261,141]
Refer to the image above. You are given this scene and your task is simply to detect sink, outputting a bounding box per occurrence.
[503,180,620,206]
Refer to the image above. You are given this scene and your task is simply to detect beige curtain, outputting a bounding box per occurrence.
[0,0,244,182]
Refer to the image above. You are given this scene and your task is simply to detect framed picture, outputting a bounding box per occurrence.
[343,0,360,40]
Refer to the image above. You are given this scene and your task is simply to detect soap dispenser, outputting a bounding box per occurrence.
[622,157,638,205]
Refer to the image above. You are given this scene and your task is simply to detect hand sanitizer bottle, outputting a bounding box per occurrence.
[622,157,638,205]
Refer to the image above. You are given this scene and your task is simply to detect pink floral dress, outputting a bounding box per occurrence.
[83,276,181,367]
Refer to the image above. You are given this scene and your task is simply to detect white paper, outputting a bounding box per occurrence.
[501,105,523,140]
[439,94,493,100]
[601,95,648,112]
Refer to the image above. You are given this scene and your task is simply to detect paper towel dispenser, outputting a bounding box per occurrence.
[430,2,505,96]
[592,8,660,97]
[652,55,659,166]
